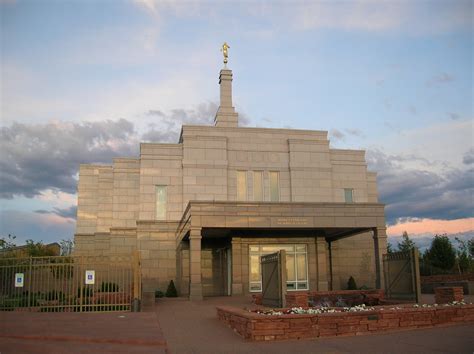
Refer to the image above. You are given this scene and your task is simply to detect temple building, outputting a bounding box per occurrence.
[74,51,387,300]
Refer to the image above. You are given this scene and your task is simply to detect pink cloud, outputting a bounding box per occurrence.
[387,217,474,237]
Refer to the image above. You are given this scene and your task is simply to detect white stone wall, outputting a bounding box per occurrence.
[76,125,380,232]
[112,158,140,228]
[139,144,183,221]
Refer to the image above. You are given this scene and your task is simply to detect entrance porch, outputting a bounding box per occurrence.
[176,201,387,300]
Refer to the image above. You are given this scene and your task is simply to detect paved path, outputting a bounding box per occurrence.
[0,312,168,353]
[1,295,473,353]
[155,296,474,354]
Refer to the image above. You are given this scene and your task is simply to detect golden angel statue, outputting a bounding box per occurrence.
[221,42,230,64]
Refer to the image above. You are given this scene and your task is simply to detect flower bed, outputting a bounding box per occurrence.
[217,301,474,341]
[253,289,384,308]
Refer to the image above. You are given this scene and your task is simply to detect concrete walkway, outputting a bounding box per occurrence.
[1,296,473,353]
[155,296,474,354]
[0,312,168,353]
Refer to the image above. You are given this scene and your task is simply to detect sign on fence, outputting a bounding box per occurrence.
[14,273,24,287]
[85,270,95,285]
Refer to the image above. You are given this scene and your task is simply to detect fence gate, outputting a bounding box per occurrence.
[383,249,421,303]
[0,253,141,312]
[261,250,287,308]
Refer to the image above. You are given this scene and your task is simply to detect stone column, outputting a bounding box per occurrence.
[316,238,329,291]
[373,227,387,290]
[214,69,239,127]
[189,227,203,300]
[231,237,243,295]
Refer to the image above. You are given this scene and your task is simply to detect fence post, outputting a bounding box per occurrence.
[79,256,84,312]
[27,257,32,311]
[132,251,141,312]
[412,248,421,303]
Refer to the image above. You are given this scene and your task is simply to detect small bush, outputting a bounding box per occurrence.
[165,280,178,297]
[77,287,93,298]
[100,282,119,292]
[45,290,65,301]
[347,276,357,290]
[155,290,164,298]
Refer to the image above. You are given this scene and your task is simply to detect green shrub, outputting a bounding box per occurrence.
[347,276,357,290]
[100,282,119,292]
[77,287,93,298]
[155,290,164,298]
[165,280,178,297]
[45,290,65,301]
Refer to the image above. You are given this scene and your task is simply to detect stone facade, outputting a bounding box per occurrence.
[74,65,387,299]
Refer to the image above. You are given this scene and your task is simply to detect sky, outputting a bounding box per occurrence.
[0,0,473,248]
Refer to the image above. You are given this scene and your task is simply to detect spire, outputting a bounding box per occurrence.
[214,43,238,127]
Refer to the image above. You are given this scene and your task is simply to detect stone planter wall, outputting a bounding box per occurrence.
[217,304,474,341]
[435,287,464,304]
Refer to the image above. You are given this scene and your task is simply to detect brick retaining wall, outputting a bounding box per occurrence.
[435,287,464,304]
[217,304,474,341]
[422,274,474,283]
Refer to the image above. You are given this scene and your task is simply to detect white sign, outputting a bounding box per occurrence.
[15,273,24,287]
[85,270,95,285]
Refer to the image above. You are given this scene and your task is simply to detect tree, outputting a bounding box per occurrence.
[347,276,357,290]
[397,231,417,253]
[455,237,473,273]
[24,240,57,257]
[165,280,178,297]
[60,239,74,256]
[0,234,17,251]
[425,234,456,271]
[387,242,394,254]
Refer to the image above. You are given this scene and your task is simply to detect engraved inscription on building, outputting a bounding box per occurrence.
[276,217,309,225]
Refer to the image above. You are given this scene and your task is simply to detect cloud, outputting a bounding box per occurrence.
[447,112,460,120]
[0,210,76,244]
[408,105,417,115]
[290,0,471,34]
[0,101,243,199]
[329,129,345,141]
[330,128,365,142]
[367,149,474,224]
[131,1,472,35]
[35,206,77,220]
[426,72,455,86]
[463,149,474,165]
[0,119,140,199]
[387,217,474,236]
[142,101,218,142]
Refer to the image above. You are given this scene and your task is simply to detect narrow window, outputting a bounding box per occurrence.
[269,171,280,202]
[253,171,264,201]
[236,171,247,201]
[344,188,354,203]
[155,185,167,220]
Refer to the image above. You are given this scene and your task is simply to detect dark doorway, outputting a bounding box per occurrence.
[201,238,230,297]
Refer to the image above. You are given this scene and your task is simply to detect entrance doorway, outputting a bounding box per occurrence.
[201,239,231,297]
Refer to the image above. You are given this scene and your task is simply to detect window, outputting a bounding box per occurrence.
[253,171,264,201]
[155,185,167,220]
[269,171,280,202]
[249,244,308,292]
[344,188,354,203]
[236,171,247,201]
